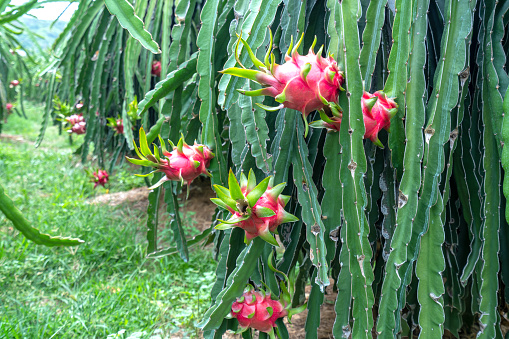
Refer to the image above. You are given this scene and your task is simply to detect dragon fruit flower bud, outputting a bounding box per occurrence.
[6,103,13,111]
[221,31,344,136]
[361,91,398,147]
[126,128,215,190]
[151,61,162,77]
[210,169,298,246]
[93,169,109,189]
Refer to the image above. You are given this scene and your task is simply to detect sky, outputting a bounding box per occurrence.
[10,0,78,21]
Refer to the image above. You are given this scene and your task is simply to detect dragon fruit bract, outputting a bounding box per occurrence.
[66,114,86,135]
[93,169,109,188]
[231,286,288,334]
[211,169,298,246]
[126,128,214,189]
[221,32,344,136]
[361,91,398,147]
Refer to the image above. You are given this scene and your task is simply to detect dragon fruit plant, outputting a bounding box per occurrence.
[361,91,398,147]
[126,128,214,189]
[107,117,124,135]
[230,254,306,338]
[65,114,86,135]
[151,61,161,77]
[92,169,109,189]
[211,169,298,246]
[221,32,344,136]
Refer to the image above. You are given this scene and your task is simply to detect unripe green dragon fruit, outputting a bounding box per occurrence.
[126,128,214,189]
[221,31,344,136]
[211,169,298,246]
[361,91,398,147]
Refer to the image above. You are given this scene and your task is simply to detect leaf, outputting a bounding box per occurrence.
[104,0,161,54]
[199,238,264,331]
[0,182,84,246]
[137,53,198,116]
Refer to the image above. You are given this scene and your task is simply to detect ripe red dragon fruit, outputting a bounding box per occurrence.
[9,80,19,88]
[107,117,124,134]
[66,114,86,135]
[221,32,344,136]
[126,128,214,189]
[229,256,306,337]
[211,169,298,246]
[231,286,288,334]
[151,61,161,77]
[6,103,13,111]
[361,91,398,147]
[93,169,109,188]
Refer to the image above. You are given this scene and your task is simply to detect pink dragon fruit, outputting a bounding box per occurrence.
[361,91,398,147]
[151,61,161,77]
[211,169,298,246]
[126,128,214,189]
[76,102,84,110]
[93,169,109,188]
[221,32,344,136]
[66,114,86,135]
[6,103,13,111]
[107,117,124,134]
[230,256,306,337]
[231,286,288,334]
[9,80,19,88]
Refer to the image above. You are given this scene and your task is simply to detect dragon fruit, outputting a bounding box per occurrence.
[9,80,19,88]
[107,117,124,134]
[126,128,214,189]
[211,169,298,246]
[151,61,161,77]
[230,255,306,337]
[66,114,86,135]
[6,103,13,111]
[93,169,109,188]
[221,32,344,136]
[76,102,84,110]
[231,286,288,334]
[361,91,398,147]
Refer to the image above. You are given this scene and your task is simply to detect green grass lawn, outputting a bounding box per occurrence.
[0,103,217,338]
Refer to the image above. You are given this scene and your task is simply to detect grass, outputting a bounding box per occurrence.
[0,103,217,338]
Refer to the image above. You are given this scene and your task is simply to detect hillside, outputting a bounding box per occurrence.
[16,17,67,52]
